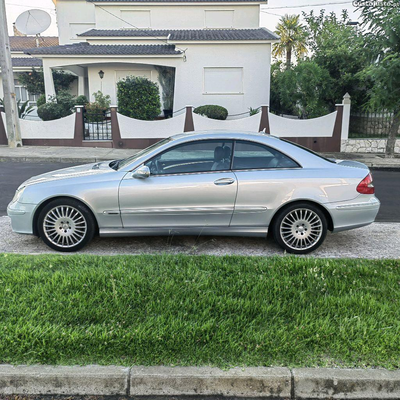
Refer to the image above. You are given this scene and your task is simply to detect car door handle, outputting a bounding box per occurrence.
[214,178,235,186]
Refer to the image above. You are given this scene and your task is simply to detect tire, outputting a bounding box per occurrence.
[272,202,328,255]
[37,198,96,252]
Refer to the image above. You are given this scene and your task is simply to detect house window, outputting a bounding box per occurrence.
[69,23,96,39]
[205,10,234,28]
[14,79,39,104]
[120,10,151,28]
[203,67,243,94]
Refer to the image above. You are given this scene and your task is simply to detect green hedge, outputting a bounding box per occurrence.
[117,76,161,120]
[194,105,228,120]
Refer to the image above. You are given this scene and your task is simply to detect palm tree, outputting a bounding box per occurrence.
[273,14,308,69]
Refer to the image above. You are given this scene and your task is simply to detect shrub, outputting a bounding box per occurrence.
[92,91,111,109]
[36,94,46,108]
[194,105,228,120]
[37,91,75,121]
[75,95,88,106]
[85,103,106,123]
[117,76,161,120]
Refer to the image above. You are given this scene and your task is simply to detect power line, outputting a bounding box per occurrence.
[96,4,188,57]
[261,10,284,16]
[5,3,56,13]
[261,1,352,10]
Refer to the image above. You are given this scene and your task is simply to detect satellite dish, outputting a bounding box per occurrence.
[15,9,51,35]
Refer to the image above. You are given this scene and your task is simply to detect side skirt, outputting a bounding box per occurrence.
[99,226,268,238]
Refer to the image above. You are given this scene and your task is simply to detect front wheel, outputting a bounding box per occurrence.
[272,203,327,254]
[37,198,96,252]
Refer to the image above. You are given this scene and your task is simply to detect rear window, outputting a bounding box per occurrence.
[280,139,336,164]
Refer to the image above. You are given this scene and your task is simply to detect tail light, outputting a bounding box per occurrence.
[357,173,375,195]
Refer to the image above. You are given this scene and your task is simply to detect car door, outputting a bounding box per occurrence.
[230,140,301,228]
[119,139,237,229]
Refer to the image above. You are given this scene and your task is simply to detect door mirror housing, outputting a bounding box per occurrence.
[132,165,150,179]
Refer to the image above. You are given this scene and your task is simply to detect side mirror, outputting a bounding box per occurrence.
[132,165,150,179]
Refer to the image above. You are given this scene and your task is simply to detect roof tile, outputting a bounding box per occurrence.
[10,36,59,51]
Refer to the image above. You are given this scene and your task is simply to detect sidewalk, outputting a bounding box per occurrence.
[0,145,399,169]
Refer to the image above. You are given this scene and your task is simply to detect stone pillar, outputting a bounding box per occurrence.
[184,106,194,132]
[110,106,122,148]
[341,93,351,141]
[0,107,8,145]
[258,105,270,133]
[73,105,84,146]
[43,64,56,100]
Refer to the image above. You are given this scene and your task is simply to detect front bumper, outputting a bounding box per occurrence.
[7,201,36,235]
[326,196,381,232]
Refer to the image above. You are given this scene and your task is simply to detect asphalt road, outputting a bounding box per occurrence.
[0,161,398,222]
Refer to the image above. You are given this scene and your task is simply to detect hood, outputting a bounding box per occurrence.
[21,161,114,188]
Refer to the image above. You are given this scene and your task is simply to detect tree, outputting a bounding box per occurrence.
[271,60,331,118]
[302,9,372,111]
[357,0,400,156]
[273,14,308,69]
[17,68,77,96]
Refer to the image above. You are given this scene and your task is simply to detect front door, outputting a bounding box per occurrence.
[119,139,236,229]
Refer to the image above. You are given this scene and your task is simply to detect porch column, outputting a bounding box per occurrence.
[43,64,56,100]
[67,66,86,96]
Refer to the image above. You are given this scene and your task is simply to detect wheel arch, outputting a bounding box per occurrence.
[268,199,334,235]
[32,195,99,236]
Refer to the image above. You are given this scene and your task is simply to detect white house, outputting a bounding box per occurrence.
[23,0,278,116]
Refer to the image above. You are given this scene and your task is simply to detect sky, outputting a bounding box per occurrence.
[5,0,361,37]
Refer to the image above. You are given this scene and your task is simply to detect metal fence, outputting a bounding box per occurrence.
[349,111,398,138]
[83,108,112,140]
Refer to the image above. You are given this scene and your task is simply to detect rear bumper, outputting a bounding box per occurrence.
[327,196,380,232]
[7,201,36,235]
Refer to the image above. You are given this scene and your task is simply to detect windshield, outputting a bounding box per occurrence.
[115,138,172,170]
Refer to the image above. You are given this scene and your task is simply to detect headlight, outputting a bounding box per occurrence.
[12,186,26,203]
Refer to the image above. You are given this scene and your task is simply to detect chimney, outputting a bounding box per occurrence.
[13,23,26,37]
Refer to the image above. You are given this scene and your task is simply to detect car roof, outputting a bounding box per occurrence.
[171,130,279,142]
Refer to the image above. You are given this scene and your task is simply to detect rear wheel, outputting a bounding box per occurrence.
[272,202,327,254]
[37,198,96,252]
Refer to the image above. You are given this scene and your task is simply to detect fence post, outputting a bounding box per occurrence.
[73,105,84,146]
[341,93,351,141]
[0,107,7,145]
[184,106,195,132]
[258,105,270,133]
[331,104,344,153]
[110,106,122,148]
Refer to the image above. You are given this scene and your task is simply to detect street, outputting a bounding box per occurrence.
[0,161,398,221]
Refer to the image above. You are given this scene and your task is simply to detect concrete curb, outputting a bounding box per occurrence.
[1,365,400,399]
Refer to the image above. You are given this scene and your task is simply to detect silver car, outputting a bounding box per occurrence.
[7,131,380,254]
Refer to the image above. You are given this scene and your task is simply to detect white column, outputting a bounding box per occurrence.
[43,63,56,100]
[341,92,351,140]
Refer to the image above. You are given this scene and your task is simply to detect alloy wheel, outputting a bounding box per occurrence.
[43,205,88,249]
[279,208,323,251]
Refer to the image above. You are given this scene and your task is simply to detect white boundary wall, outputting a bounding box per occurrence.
[118,112,186,139]
[268,111,337,138]
[1,112,75,139]
[193,113,261,132]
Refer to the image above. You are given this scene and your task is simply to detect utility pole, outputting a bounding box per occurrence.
[0,0,22,148]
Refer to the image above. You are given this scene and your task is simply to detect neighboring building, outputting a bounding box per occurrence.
[24,0,278,115]
[0,36,59,106]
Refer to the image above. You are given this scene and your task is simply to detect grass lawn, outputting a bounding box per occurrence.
[0,253,399,369]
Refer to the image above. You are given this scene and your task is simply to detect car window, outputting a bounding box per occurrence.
[232,140,299,170]
[145,140,233,175]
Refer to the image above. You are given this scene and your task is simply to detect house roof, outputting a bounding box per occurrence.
[12,57,43,67]
[10,36,59,51]
[24,43,182,56]
[78,28,279,41]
